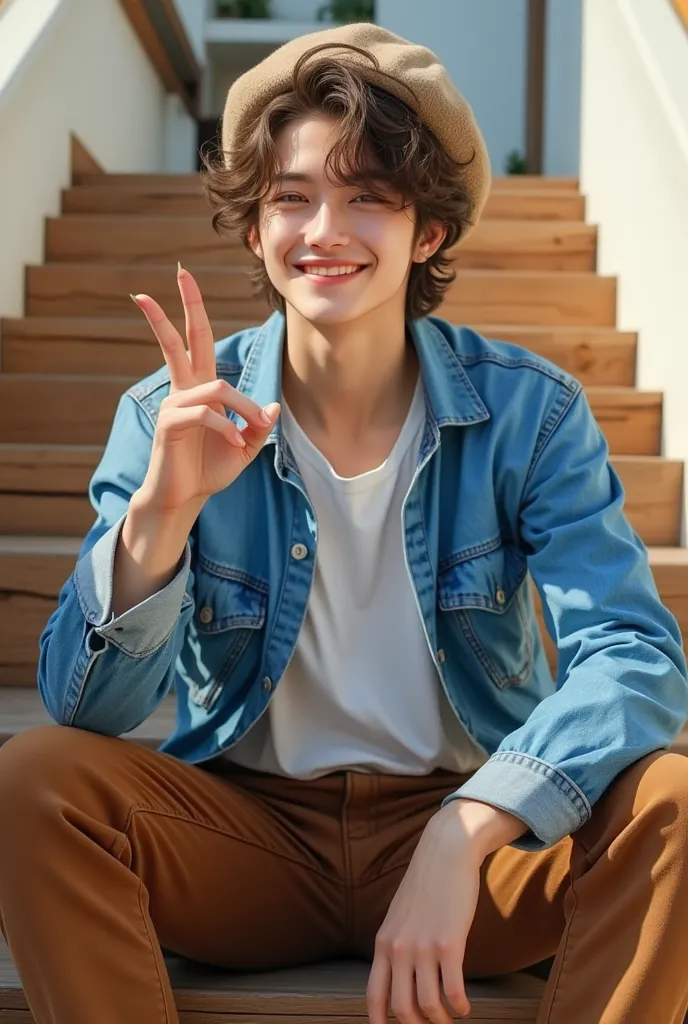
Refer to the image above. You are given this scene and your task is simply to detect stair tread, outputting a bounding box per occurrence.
[0,932,545,1013]
[0,533,684,563]
[28,261,607,276]
[0,443,674,462]
[2,314,635,338]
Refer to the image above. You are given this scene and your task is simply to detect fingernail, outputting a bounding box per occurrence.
[130,293,141,305]
[177,260,184,276]
[261,402,280,424]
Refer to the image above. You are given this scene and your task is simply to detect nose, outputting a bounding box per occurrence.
[303,201,350,249]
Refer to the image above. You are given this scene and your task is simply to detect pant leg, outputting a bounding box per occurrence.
[0,725,347,1024]
[348,754,688,1024]
[464,750,688,1024]
[534,750,688,1024]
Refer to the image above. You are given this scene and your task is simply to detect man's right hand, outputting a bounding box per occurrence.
[131,263,280,515]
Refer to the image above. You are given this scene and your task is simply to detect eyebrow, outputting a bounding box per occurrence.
[275,171,382,185]
[276,172,316,184]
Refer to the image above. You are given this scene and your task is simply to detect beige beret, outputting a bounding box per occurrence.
[221,22,491,240]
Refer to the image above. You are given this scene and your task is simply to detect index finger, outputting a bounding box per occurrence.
[131,292,195,392]
[177,263,216,382]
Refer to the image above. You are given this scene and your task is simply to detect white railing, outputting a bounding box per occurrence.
[580,0,688,536]
[0,0,194,321]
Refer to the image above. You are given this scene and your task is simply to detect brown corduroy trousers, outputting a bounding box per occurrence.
[1,724,688,1024]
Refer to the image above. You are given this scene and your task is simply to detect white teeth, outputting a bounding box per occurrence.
[300,265,362,276]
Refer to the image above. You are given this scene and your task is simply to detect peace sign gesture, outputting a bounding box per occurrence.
[131,264,279,515]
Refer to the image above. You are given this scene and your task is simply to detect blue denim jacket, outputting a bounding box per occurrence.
[38,312,688,852]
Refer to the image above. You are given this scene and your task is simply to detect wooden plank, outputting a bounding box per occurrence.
[0,377,658,450]
[0,932,543,1020]
[70,134,104,182]
[45,216,597,272]
[0,688,175,747]
[1,541,687,687]
[68,173,579,192]
[116,0,200,116]
[586,388,662,456]
[0,377,651,450]
[0,444,678,543]
[671,0,688,33]
[60,187,586,222]
[0,318,636,386]
[613,455,683,546]
[25,266,616,326]
[0,376,131,445]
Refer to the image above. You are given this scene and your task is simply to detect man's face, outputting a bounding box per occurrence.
[249,115,428,327]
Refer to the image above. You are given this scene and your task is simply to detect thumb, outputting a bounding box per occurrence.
[242,402,281,458]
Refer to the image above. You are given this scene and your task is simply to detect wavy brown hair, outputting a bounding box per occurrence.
[200,42,476,320]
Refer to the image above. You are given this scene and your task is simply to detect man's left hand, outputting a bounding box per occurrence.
[366,800,528,1024]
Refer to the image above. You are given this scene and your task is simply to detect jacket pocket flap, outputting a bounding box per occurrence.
[194,560,268,633]
[437,541,527,614]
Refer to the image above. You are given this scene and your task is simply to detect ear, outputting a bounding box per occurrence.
[247,224,264,261]
[413,222,448,263]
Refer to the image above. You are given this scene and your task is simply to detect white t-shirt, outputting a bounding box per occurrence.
[225,373,488,778]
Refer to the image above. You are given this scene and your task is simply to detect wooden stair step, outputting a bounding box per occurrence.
[0,685,175,749]
[0,931,546,1022]
[0,317,637,386]
[25,265,616,326]
[61,185,586,222]
[1,681,684,759]
[0,444,679,545]
[0,376,655,452]
[70,172,580,191]
[45,215,597,272]
[1,541,686,688]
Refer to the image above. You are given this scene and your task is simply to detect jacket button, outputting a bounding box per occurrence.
[262,676,273,692]
[291,543,308,560]
[495,588,506,606]
[199,606,213,624]
[437,648,446,664]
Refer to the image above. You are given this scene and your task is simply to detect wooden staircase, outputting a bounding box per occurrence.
[0,169,687,1020]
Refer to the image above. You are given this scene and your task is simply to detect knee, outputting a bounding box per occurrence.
[635,752,688,830]
[0,725,98,817]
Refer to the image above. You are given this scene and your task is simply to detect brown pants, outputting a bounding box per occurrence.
[0,726,688,1024]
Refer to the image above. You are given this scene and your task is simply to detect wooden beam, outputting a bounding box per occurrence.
[70,134,105,186]
[671,0,688,31]
[526,0,547,174]
[118,0,201,116]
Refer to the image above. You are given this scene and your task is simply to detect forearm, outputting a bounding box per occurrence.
[111,491,203,618]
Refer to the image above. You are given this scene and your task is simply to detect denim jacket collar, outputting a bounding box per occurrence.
[225,311,491,439]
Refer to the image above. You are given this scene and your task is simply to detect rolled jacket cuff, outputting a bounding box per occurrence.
[441,751,592,851]
[73,513,192,657]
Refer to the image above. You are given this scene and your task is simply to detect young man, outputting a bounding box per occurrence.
[1,22,688,1024]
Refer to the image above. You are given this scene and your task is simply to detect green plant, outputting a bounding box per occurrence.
[505,149,528,174]
[316,0,374,23]
[215,0,271,18]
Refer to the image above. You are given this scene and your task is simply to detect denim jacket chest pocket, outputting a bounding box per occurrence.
[437,540,533,690]
[183,559,268,710]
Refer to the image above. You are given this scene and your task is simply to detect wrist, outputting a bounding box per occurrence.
[436,799,529,861]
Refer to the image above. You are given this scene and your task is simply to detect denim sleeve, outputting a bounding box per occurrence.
[38,392,196,737]
[443,386,688,852]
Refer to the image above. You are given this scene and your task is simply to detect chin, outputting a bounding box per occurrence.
[286,297,367,327]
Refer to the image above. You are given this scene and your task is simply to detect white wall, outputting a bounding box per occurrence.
[376,0,528,177]
[580,0,688,532]
[0,0,196,319]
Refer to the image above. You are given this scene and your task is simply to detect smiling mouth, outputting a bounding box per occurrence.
[295,265,368,278]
